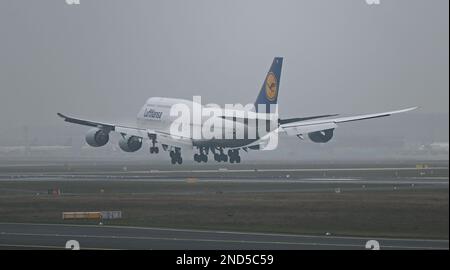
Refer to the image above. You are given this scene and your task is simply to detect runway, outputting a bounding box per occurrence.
[0,163,447,195]
[0,162,447,187]
[0,161,447,249]
[0,175,447,196]
[0,223,447,250]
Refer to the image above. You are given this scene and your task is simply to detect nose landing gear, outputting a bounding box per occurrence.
[148,134,159,154]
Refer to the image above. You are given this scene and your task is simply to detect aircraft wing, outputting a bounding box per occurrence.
[280,107,417,136]
[57,113,193,148]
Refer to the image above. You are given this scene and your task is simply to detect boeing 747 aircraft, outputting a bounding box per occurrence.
[58,57,416,164]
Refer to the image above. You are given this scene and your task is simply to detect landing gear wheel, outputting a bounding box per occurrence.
[227,149,241,164]
[221,154,228,162]
[227,149,235,163]
[170,150,182,165]
[194,147,209,163]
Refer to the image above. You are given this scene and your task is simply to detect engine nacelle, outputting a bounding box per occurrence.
[308,128,334,143]
[119,135,142,152]
[85,128,109,147]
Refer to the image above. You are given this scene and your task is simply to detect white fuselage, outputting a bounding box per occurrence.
[136,97,278,146]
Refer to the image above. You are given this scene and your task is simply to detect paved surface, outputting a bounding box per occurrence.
[0,161,447,249]
[0,164,447,195]
[0,223,448,250]
[0,175,447,196]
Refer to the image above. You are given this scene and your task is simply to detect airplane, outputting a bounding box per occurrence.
[58,57,417,164]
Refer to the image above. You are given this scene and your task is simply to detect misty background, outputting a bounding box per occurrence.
[0,0,448,162]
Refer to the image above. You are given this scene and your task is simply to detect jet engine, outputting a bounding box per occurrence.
[119,135,142,152]
[85,128,109,147]
[308,128,334,143]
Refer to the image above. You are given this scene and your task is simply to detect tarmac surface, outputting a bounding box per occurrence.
[0,222,448,250]
[0,160,448,250]
[0,162,447,194]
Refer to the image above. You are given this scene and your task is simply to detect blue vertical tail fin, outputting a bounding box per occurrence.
[254,57,283,113]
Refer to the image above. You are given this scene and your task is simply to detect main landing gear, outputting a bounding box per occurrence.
[194,147,241,164]
[228,149,241,164]
[148,134,159,154]
[170,148,182,165]
[213,148,228,162]
[194,147,208,163]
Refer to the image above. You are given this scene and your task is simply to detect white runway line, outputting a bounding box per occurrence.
[0,222,447,250]
[0,231,446,250]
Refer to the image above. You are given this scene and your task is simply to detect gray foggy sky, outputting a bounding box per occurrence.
[0,0,448,128]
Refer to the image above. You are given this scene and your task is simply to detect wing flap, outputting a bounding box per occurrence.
[329,107,418,124]
[281,107,417,136]
[283,122,337,136]
[114,125,148,137]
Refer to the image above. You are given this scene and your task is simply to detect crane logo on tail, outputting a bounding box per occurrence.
[265,72,278,102]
